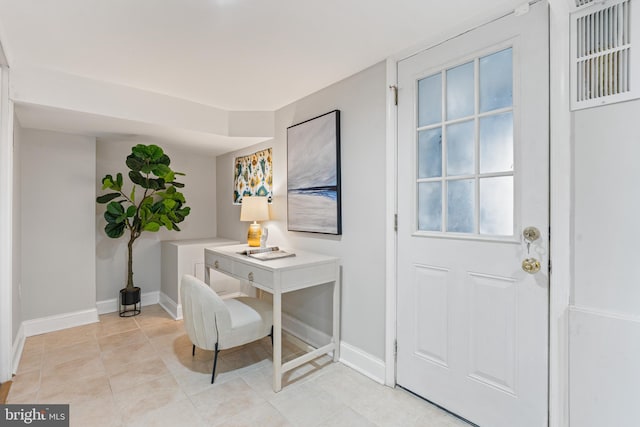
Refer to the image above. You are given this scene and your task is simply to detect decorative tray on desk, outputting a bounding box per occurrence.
[239,246,296,261]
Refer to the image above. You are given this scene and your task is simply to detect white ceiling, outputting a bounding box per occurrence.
[0,0,525,152]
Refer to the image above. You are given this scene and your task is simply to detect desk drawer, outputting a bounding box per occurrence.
[234,262,273,287]
[205,252,233,275]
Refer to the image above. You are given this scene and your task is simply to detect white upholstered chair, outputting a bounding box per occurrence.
[180,274,273,383]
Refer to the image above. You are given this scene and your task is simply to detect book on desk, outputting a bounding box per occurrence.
[239,246,296,261]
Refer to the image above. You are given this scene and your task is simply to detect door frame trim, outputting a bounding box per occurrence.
[384,1,571,425]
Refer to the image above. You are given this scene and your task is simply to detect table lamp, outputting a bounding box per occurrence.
[240,196,269,247]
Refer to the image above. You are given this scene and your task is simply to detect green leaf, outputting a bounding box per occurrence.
[116,173,123,188]
[158,154,170,166]
[126,154,145,172]
[146,178,165,190]
[163,199,177,210]
[147,145,164,161]
[106,201,124,216]
[152,164,170,178]
[160,215,173,229]
[130,186,135,203]
[104,211,120,223]
[105,222,126,238]
[140,163,154,174]
[101,175,114,190]
[151,201,164,213]
[131,144,148,159]
[96,193,120,204]
[129,171,145,186]
[126,205,137,217]
[171,181,185,188]
[174,171,185,176]
[173,224,181,232]
[143,222,161,232]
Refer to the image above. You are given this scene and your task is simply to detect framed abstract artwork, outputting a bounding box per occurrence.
[287,110,341,234]
[233,148,273,204]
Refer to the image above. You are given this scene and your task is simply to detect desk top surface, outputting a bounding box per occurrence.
[206,244,339,271]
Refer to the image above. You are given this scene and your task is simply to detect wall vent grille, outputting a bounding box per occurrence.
[571,0,638,110]
[575,0,597,7]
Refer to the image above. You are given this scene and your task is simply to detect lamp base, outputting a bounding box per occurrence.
[247,223,262,247]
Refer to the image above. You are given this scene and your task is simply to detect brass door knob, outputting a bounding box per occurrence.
[522,258,541,274]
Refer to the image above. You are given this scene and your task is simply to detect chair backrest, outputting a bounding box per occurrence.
[180,274,232,351]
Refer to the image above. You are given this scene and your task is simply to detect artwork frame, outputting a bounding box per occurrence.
[233,148,273,204]
[287,110,341,235]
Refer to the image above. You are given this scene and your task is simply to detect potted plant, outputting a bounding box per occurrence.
[96,144,190,316]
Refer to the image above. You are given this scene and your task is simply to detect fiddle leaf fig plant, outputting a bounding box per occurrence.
[97,144,191,291]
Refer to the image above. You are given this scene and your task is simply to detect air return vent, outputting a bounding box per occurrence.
[575,0,597,8]
[571,0,639,110]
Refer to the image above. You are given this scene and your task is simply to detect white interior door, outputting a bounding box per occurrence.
[396,3,549,427]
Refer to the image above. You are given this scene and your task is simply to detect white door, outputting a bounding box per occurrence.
[396,3,549,427]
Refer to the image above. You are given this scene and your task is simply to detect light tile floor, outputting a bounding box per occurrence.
[7,304,468,427]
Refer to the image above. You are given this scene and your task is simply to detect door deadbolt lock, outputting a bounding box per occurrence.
[523,226,541,243]
[522,258,541,274]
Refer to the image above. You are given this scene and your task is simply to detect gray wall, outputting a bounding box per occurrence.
[570,99,640,425]
[12,117,22,340]
[96,140,217,301]
[217,62,387,360]
[20,129,96,320]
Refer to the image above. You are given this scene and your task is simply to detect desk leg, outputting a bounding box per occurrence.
[333,273,341,362]
[273,291,282,392]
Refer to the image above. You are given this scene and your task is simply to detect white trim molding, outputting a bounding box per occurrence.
[282,313,385,384]
[159,292,182,320]
[11,323,24,375]
[340,341,386,385]
[0,66,14,383]
[96,290,160,315]
[22,308,99,337]
[384,57,398,387]
[549,0,572,426]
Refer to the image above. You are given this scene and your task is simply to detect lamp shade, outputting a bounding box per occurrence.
[240,196,269,222]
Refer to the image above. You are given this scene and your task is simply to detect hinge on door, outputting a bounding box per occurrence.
[389,85,398,106]
[394,214,398,232]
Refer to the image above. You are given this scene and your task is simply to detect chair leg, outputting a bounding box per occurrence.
[192,344,196,357]
[211,343,219,384]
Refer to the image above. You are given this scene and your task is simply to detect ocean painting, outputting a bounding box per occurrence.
[287,110,341,234]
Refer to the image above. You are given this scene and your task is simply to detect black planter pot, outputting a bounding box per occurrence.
[119,287,141,317]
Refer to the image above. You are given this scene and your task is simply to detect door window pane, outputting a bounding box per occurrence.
[446,120,474,176]
[418,73,442,127]
[418,128,443,178]
[447,180,475,233]
[446,61,474,120]
[480,112,513,174]
[480,48,513,113]
[418,182,442,231]
[480,176,513,235]
[414,47,515,237]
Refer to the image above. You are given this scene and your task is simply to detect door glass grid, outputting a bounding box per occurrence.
[416,48,514,236]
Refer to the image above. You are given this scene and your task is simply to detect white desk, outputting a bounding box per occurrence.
[204,244,340,392]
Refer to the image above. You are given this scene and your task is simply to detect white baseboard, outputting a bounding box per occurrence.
[159,292,182,320]
[281,313,386,384]
[281,313,332,350]
[11,323,25,375]
[96,291,160,315]
[22,308,99,337]
[339,341,386,384]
